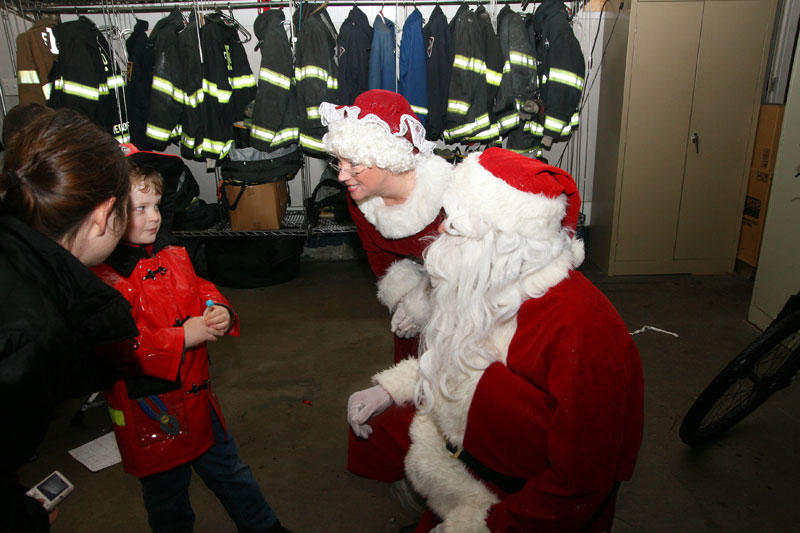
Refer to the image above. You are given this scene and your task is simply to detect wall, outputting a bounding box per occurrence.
[0,2,606,223]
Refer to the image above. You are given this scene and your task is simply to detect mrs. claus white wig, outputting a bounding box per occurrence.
[320,89,435,174]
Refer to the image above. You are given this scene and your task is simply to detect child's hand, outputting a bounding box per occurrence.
[203,305,231,334]
[183,316,219,348]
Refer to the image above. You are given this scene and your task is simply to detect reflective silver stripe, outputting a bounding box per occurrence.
[203,79,232,103]
[250,125,275,141]
[327,77,338,90]
[509,51,536,69]
[468,122,499,141]
[272,127,299,143]
[146,124,172,141]
[307,106,320,119]
[299,133,325,151]
[18,70,39,84]
[410,104,428,116]
[525,122,544,135]
[200,138,232,156]
[259,67,291,90]
[570,112,580,126]
[549,68,584,90]
[502,61,511,74]
[295,65,330,82]
[447,99,470,115]
[486,68,502,86]
[107,75,125,89]
[42,83,51,100]
[230,74,256,89]
[152,76,175,95]
[54,78,99,101]
[497,113,519,130]
[544,115,566,132]
[453,54,487,75]
[114,132,131,143]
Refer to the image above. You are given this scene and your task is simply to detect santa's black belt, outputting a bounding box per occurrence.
[445,442,527,494]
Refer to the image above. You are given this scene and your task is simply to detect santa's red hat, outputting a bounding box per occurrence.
[448,147,582,240]
[320,90,435,173]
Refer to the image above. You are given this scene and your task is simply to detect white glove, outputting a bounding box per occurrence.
[391,300,421,339]
[347,385,393,439]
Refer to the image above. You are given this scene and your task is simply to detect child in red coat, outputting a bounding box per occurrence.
[93,163,291,533]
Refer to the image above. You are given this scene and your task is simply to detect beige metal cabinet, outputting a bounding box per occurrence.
[590,0,777,275]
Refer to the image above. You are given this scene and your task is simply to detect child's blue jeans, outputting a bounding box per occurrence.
[139,409,278,532]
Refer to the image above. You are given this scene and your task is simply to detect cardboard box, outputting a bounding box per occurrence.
[750,104,785,172]
[737,168,773,266]
[224,180,288,231]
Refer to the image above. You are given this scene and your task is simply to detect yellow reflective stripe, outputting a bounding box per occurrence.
[152,76,175,96]
[453,54,487,75]
[250,124,275,142]
[108,407,125,426]
[114,132,131,143]
[410,105,428,116]
[42,83,51,100]
[549,68,584,90]
[306,106,320,119]
[203,79,232,103]
[107,75,125,89]
[18,70,40,84]
[503,61,512,74]
[300,133,325,151]
[295,65,331,82]
[544,115,566,131]
[54,78,100,101]
[468,122,499,141]
[327,77,338,90]
[447,99,470,116]
[570,112,580,126]
[272,127,299,143]
[497,112,519,130]
[201,137,233,156]
[561,124,573,136]
[445,112,490,139]
[229,74,256,89]
[259,67,291,90]
[146,124,172,141]
[509,51,536,69]
[525,122,544,135]
[486,68,502,86]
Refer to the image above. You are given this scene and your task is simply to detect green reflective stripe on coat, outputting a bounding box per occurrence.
[272,127,299,144]
[549,67,584,90]
[229,73,256,89]
[259,67,291,90]
[453,54,486,75]
[54,78,99,100]
[300,133,325,151]
[447,99,470,116]
[295,65,331,82]
[250,124,276,142]
[42,83,51,100]
[485,68,502,87]
[306,106,320,120]
[202,79,232,103]
[410,104,428,117]
[108,406,125,426]
[544,115,566,132]
[146,124,173,141]
[496,112,519,132]
[18,70,40,84]
[509,51,536,69]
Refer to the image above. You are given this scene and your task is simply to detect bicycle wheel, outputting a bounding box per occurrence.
[680,310,800,445]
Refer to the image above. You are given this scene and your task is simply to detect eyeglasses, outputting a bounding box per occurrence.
[328,160,366,178]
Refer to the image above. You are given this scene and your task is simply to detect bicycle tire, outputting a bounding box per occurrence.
[679,310,800,446]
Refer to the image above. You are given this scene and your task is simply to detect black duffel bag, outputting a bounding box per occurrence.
[204,236,306,288]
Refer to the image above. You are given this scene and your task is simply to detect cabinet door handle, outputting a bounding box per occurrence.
[692,132,700,154]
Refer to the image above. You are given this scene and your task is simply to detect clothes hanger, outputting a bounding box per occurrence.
[309,0,329,18]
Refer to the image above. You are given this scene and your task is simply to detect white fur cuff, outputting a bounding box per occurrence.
[399,276,431,327]
[377,259,427,312]
[374,358,420,405]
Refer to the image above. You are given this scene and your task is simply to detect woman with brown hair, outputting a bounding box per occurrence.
[0,108,138,532]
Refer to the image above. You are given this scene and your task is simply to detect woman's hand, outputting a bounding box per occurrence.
[203,305,231,334]
[183,316,219,348]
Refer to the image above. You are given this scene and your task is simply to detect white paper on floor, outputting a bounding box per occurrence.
[630,325,680,337]
[68,432,121,472]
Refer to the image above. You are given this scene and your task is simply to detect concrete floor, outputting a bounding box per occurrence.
[18,258,800,532]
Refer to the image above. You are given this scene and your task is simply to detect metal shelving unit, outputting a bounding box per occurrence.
[172,208,356,239]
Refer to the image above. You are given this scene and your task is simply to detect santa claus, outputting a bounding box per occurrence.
[347,148,644,532]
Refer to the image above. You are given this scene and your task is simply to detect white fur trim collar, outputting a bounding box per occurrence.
[357,155,452,239]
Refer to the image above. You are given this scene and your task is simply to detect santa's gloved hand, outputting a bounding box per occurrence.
[391,301,421,339]
[347,385,393,439]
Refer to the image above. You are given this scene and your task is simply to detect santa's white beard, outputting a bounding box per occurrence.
[414,222,573,412]
[415,231,524,412]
